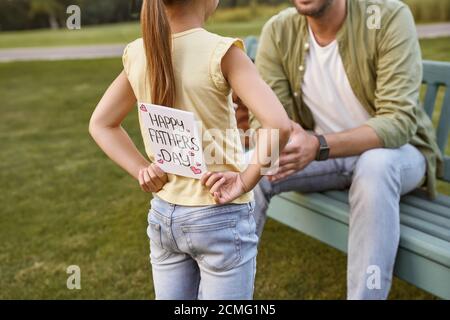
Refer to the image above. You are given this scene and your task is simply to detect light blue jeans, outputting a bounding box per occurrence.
[253,144,426,300]
[147,196,258,300]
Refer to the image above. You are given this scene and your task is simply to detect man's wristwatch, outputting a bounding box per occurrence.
[314,134,330,161]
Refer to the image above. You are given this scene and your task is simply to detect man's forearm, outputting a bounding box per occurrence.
[324,125,383,158]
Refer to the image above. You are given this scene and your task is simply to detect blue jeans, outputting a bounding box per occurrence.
[253,144,426,299]
[147,196,258,300]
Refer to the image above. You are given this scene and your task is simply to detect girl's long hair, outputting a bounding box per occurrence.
[141,0,176,107]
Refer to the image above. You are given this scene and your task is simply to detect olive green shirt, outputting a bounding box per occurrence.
[250,0,443,198]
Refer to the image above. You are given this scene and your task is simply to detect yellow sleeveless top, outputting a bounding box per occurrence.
[122,28,253,205]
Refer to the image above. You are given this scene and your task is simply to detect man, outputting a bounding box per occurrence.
[248,0,443,299]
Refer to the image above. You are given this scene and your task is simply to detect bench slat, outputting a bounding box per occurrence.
[436,89,450,154]
[275,192,450,268]
[319,191,450,241]
[423,83,439,118]
[322,190,450,239]
[399,203,450,229]
[443,156,450,183]
[400,214,450,242]
[244,36,259,62]
[422,60,450,87]
[402,193,450,219]
[324,190,450,220]
[422,60,450,183]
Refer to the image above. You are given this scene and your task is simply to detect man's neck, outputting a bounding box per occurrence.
[307,0,347,47]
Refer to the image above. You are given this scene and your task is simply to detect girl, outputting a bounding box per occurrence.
[89,0,291,300]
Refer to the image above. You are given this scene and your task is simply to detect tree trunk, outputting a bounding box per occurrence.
[229,0,238,7]
[49,14,59,29]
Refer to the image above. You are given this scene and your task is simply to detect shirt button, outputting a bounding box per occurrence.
[298,65,305,72]
[304,43,310,50]
[293,92,299,97]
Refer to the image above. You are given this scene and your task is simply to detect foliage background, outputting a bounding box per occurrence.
[0,0,450,31]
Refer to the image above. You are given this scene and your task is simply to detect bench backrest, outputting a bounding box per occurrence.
[422,61,450,182]
[244,37,450,183]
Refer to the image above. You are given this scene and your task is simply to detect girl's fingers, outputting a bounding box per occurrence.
[213,191,222,204]
[209,177,226,195]
[139,169,150,193]
[214,191,229,205]
[270,169,296,182]
[143,169,157,191]
[272,162,297,176]
[151,164,168,181]
[205,173,223,188]
[147,165,164,187]
[201,172,213,185]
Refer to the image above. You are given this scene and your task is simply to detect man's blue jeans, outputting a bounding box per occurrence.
[253,144,426,299]
[147,196,258,300]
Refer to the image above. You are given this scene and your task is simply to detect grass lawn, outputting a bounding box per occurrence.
[0,36,449,299]
[0,20,268,49]
[0,5,291,49]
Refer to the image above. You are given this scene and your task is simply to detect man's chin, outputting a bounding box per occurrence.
[293,0,333,17]
[296,7,319,16]
[294,0,318,15]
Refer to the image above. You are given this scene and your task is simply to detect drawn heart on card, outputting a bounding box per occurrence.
[140,105,148,112]
[190,166,202,175]
[157,159,164,164]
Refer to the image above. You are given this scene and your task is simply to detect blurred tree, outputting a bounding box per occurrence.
[0,0,29,31]
[28,0,64,29]
[1,0,449,32]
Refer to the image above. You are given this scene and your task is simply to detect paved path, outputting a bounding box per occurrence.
[416,23,450,39]
[0,44,126,62]
[0,23,449,62]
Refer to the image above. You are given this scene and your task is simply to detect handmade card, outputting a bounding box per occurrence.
[138,103,206,179]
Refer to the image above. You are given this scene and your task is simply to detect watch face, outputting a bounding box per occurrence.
[315,135,329,161]
[321,147,330,161]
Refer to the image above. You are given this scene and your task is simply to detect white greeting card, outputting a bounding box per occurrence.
[138,103,206,179]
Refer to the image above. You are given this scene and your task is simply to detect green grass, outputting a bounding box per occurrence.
[0,22,139,49]
[0,37,449,299]
[0,20,269,49]
[0,1,448,49]
[0,4,288,49]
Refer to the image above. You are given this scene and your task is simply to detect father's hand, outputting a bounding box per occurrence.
[268,121,319,182]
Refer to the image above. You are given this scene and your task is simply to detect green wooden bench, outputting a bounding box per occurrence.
[244,36,450,299]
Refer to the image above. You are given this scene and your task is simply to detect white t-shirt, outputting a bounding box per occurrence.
[303,25,370,134]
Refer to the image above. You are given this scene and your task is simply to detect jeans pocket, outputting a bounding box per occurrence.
[181,219,241,272]
[147,219,170,263]
[147,221,163,247]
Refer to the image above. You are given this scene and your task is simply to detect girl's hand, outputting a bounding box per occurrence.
[138,164,168,193]
[201,171,248,204]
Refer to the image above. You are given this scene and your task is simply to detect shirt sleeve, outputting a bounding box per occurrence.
[210,37,246,93]
[122,43,132,78]
[250,17,295,131]
[364,5,421,148]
